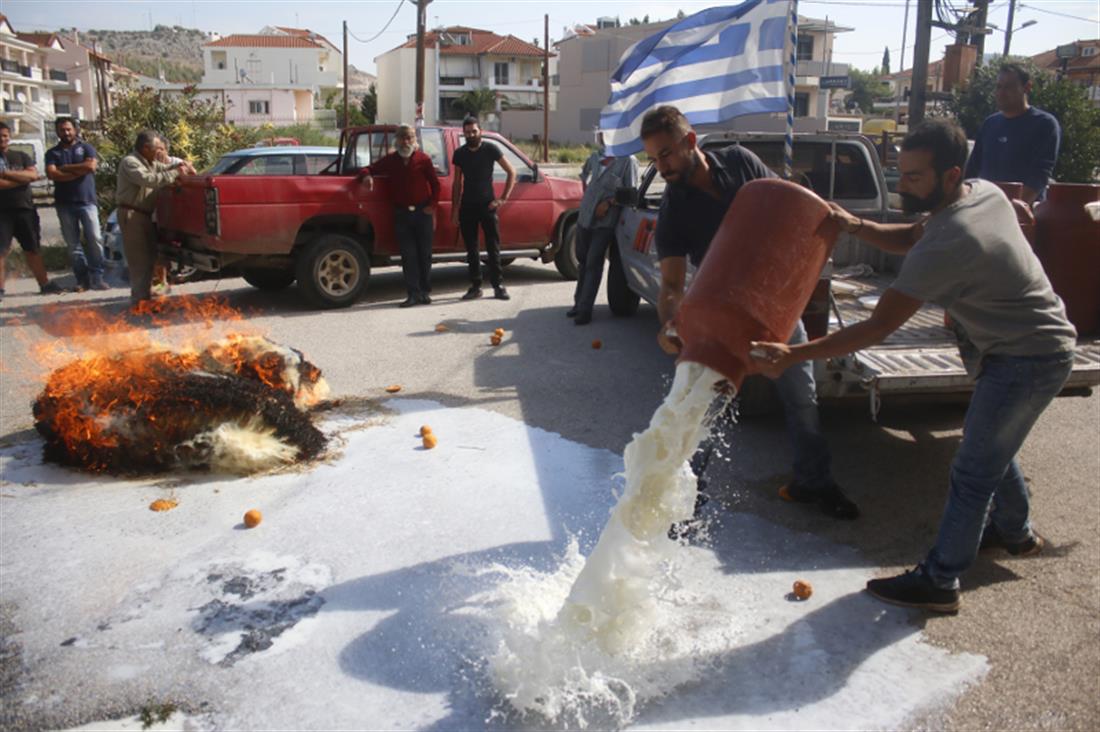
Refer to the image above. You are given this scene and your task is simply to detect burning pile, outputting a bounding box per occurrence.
[33,334,330,475]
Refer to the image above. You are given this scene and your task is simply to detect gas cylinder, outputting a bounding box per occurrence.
[1034,183,1100,336]
[674,179,839,387]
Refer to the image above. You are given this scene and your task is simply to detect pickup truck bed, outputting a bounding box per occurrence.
[822,271,1100,406]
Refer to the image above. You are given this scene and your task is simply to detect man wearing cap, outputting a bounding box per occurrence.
[361,124,440,307]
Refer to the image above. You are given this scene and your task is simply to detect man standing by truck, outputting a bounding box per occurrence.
[640,105,859,521]
[751,120,1076,613]
[964,63,1060,205]
[45,117,109,290]
[362,124,440,307]
[0,122,63,300]
[451,115,515,301]
[115,129,192,307]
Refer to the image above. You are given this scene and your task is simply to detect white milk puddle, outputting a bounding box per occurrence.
[488,362,732,726]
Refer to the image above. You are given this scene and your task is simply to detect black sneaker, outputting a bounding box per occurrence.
[780,481,860,520]
[461,286,482,300]
[493,286,510,301]
[419,294,432,305]
[979,524,1045,557]
[398,297,418,308]
[566,308,578,318]
[866,566,961,613]
[39,281,64,295]
[574,312,592,325]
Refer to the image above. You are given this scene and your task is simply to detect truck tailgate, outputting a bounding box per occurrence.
[823,273,1100,398]
[157,177,210,239]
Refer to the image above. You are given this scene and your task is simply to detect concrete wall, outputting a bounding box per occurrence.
[203,46,340,91]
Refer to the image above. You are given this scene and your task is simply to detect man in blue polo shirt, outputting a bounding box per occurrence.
[964,63,1060,205]
[45,117,109,290]
[641,105,859,522]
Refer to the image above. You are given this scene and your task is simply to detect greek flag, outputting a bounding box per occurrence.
[600,0,793,157]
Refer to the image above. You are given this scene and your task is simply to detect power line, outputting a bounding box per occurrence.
[348,0,406,44]
[1018,3,1098,23]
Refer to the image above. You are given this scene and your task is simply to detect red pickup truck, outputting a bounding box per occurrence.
[156,125,584,308]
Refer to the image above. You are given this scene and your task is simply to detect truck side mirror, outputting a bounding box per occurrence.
[615,186,640,208]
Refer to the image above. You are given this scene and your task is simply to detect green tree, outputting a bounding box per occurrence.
[882,46,891,75]
[948,57,1100,183]
[86,85,263,217]
[846,68,891,114]
[453,88,498,118]
[361,83,377,124]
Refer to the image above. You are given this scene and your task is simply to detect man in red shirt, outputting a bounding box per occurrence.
[362,124,441,307]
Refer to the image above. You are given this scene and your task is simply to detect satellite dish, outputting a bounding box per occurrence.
[16,92,27,103]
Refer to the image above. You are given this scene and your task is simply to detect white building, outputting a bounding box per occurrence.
[203,32,342,95]
[375,26,549,126]
[0,15,67,148]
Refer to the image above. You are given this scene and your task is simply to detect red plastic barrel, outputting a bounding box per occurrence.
[675,179,839,387]
[1034,183,1100,336]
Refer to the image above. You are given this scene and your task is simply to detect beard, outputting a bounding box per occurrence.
[900,181,945,214]
[397,145,415,159]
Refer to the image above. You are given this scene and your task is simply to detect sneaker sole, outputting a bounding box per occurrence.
[866,587,960,614]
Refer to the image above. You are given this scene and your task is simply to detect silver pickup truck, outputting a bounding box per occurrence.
[606,131,1100,416]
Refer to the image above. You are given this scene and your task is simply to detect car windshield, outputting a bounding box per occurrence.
[207,155,242,175]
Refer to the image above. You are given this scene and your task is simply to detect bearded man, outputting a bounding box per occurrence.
[361,124,441,307]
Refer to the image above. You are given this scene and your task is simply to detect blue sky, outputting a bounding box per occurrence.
[2,0,1097,75]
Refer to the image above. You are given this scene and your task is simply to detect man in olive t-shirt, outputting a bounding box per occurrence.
[751,120,1075,614]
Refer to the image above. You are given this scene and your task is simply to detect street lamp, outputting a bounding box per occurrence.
[1002,18,1037,57]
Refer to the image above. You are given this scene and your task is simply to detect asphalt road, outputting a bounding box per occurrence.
[1,261,1097,729]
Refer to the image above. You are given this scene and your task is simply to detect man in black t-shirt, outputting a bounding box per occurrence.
[451,115,515,300]
[641,105,857,521]
[0,122,63,300]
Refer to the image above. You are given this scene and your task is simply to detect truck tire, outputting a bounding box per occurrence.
[554,221,579,280]
[606,244,640,317]
[735,375,780,417]
[295,234,370,309]
[242,269,296,291]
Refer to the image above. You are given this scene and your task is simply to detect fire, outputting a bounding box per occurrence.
[22,295,331,475]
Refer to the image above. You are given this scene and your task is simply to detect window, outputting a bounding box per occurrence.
[486,138,533,182]
[794,92,810,118]
[249,100,270,115]
[235,155,295,175]
[344,133,372,169]
[1082,46,1097,57]
[300,153,340,175]
[797,34,814,62]
[439,76,465,86]
[418,128,448,174]
[439,95,465,121]
[494,62,510,85]
[721,140,878,201]
[582,40,612,73]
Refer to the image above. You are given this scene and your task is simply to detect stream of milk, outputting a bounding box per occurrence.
[489,361,729,727]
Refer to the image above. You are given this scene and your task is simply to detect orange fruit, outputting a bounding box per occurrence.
[420,425,433,436]
[792,580,813,600]
[385,384,402,393]
[591,339,602,350]
[435,324,449,333]
[490,334,502,346]
[149,499,178,512]
[493,327,505,337]
[422,433,438,449]
[243,509,263,528]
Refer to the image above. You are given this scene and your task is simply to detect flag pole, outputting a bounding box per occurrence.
[784,0,799,180]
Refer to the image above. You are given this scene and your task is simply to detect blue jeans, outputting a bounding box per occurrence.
[923,351,1074,589]
[56,203,106,284]
[776,319,833,488]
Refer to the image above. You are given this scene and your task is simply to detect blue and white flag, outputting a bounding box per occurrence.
[600,0,793,157]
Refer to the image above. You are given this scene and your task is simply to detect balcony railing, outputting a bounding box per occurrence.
[3,100,25,113]
[49,68,68,82]
[18,65,32,78]
[0,59,20,73]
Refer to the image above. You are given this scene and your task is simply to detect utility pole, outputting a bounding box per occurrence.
[542,14,549,163]
[894,0,911,123]
[908,0,932,128]
[415,0,430,125]
[1003,0,1017,57]
[972,0,989,66]
[342,21,349,129]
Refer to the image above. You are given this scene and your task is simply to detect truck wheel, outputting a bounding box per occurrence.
[295,234,369,309]
[554,221,579,280]
[735,375,780,417]
[242,269,296,291]
[606,244,640,317]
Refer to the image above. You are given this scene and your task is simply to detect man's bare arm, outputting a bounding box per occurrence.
[498,155,516,203]
[656,256,687,354]
[1,165,39,184]
[827,202,922,255]
[60,158,97,175]
[46,163,78,182]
